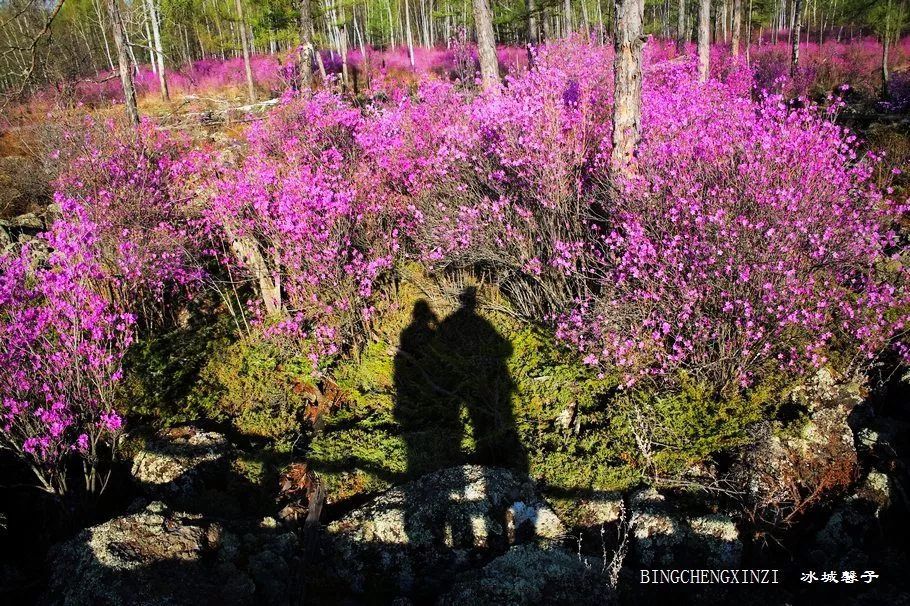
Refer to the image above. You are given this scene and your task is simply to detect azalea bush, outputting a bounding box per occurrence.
[50,118,207,329]
[205,90,405,364]
[0,120,204,495]
[203,39,908,396]
[5,38,908,498]
[558,60,909,391]
[0,245,133,495]
[412,41,614,318]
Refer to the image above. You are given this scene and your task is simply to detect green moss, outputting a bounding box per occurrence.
[118,307,236,426]
[309,269,628,504]
[610,374,775,478]
[184,330,318,444]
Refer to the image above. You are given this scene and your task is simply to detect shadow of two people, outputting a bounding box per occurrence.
[392,286,528,550]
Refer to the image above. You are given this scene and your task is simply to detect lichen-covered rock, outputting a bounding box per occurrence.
[131,427,232,509]
[737,371,862,523]
[440,544,612,605]
[319,466,565,599]
[6,213,44,230]
[44,501,297,606]
[630,488,742,568]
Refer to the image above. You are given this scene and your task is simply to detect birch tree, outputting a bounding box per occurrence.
[299,0,314,88]
[610,0,644,173]
[731,0,742,56]
[677,0,686,50]
[698,0,709,81]
[107,0,138,123]
[473,0,498,89]
[791,0,802,78]
[146,0,168,100]
[234,0,255,102]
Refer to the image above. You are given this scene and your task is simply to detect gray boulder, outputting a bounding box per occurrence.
[44,501,298,606]
[441,544,612,605]
[131,426,232,507]
[629,488,741,568]
[320,465,565,598]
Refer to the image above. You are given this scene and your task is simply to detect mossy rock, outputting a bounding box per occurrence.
[184,329,319,445]
[308,269,630,508]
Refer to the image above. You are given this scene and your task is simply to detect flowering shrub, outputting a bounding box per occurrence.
[558,61,908,390]
[0,245,133,495]
[0,120,204,494]
[201,39,907,394]
[50,119,206,328]
[411,40,614,317]
[750,37,910,99]
[206,91,403,363]
[7,40,907,493]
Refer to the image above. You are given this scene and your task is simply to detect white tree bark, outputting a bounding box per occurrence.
[147,0,169,100]
[697,0,710,82]
[677,0,686,50]
[235,0,256,103]
[731,0,742,55]
[107,0,139,124]
[299,0,314,88]
[610,0,644,173]
[473,0,499,89]
[405,0,416,67]
[790,0,802,78]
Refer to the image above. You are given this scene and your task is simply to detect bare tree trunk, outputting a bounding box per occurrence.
[677,0,686,50]
[697,0,709,82]
[94,0,116,70]
[125,28,140,74]
[473,0,498,88]
[882,1,891,99]
[731,0,741,55]
[746,0,753,62]
[299,0,314,88]
[387,0,395,47]
[527,0,538,63]
[405,0,415,67]
[610,0,644,173]
[235,0,256,102]
[316,49,328,79]
[144,20,156,74]
[107,0,139,124]
[226,227,281,315]
[790,0,802,78]
[563,0,572,35]
[147,0,169,100]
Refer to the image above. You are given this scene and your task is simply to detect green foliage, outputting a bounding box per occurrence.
[185,330,318,445]
[118,309,236,425]
[308,270,632,505]
[610,374,776,478]
[311,270,790,507]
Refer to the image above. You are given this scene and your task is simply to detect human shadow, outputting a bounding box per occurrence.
[392,287,528,552]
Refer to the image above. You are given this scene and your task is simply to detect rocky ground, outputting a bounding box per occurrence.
[0,366,901,606]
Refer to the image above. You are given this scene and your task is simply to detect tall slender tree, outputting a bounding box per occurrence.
[791,0,802,78]
[107,0,138,123]
[731,0,742,55]
[611,0,644,173]
[473,0,498,89]
[234,0,255,102]
[677,0,686,51]
[299,0,314,88]
[697,0,710,81]
[146,0,168,100]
